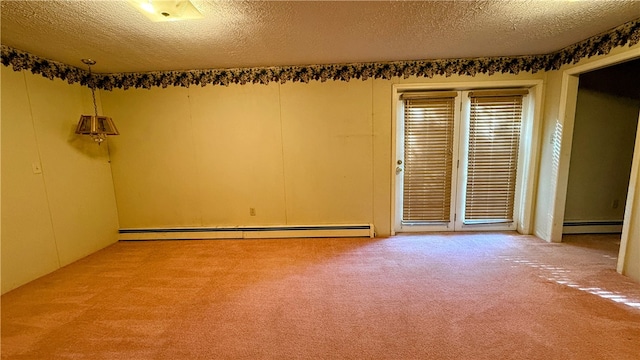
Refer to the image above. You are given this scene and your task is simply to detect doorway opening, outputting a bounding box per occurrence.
[562,59,640,259]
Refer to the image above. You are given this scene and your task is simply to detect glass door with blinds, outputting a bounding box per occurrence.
[396,91,461,231]
[395,89,528,232]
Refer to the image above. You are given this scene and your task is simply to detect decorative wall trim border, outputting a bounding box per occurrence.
[2,18,639,90]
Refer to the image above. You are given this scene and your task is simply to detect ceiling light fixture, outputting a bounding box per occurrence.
[75,59,119,145]
[128,0,204,22]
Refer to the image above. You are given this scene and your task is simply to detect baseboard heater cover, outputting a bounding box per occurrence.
[562,220,623,234]
[119,224,375,241]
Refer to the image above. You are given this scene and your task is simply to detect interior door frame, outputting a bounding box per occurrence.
[618,112,640,274]
[548,50,640,244]
[542,49,640,279]
[391,80,544,236]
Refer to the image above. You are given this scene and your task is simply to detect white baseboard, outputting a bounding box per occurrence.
[119,224,375,241]
[562,221,623,234]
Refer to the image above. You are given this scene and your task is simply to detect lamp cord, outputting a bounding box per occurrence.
[92,88,98,117]
[88,64,98,116]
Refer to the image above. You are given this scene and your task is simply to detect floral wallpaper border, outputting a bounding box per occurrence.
[2,18,639,90]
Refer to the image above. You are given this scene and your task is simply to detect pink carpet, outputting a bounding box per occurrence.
[2,232,640,359]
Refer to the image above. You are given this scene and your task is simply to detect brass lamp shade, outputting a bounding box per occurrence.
[75,59,119,144]
[75,115,119,143]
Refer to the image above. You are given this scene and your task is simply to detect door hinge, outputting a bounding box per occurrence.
[457,159,459,169]
[454,213,457,221]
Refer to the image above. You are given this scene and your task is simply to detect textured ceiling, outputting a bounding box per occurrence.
[1,0,640,73]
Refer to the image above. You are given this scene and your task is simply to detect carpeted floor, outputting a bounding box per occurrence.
[2,232,640,359]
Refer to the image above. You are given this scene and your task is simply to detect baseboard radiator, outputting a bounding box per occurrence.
[562,220,623,234]
[119,224,375,241]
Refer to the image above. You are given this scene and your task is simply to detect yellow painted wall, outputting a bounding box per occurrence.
[534,69,562,241]
[104,81,375,229]
[100,45,640,281]
[372,79,393,236]
[101,71,545,237]
[280,80,373,224]
[1,68,59,292]
[1,67,120,294]
[3,43,640,287]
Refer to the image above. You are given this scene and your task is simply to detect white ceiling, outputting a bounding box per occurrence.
[1,0,639,74]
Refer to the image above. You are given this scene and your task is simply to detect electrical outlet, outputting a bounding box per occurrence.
[249,208,256,216]
[32,162,42,174]
[612,199,619,209]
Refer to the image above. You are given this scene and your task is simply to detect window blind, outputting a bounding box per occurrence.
[464,90,526,223]
[402,94,456,223]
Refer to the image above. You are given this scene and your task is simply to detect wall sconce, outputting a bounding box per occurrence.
[75,59,119,144]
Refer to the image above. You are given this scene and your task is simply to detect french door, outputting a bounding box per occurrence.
[395,89,528,232]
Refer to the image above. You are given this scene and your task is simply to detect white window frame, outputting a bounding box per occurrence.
[391,80,544,235]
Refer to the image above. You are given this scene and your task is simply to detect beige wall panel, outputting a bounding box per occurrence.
[620,49,640,282]
[565,90,639,222]
[622,165,640,282]
[188,83,286,225]
[24,74,119,266]
[280,80,374,225]
[620,107,640,282]
[623,224,640,282]
[102,87,201,228]
[100,71,547,234]
[372,79,393,236]
[1,68,59,293]
[534,70,562,240]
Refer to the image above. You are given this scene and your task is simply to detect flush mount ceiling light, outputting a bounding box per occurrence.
[128,0,204,22]
[75,59,119,144]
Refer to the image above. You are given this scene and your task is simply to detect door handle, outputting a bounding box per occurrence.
[396,166,403,174]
